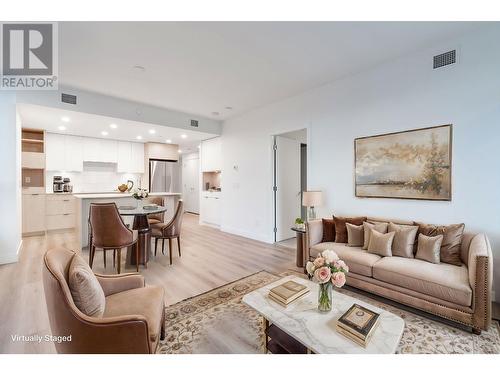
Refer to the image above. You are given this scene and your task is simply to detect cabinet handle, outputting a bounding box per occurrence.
[63,213,69,216]
[63,199,70,202]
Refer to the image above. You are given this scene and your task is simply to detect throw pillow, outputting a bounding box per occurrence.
[362,221,388,250]
[333,216,367,243]
[414,222,465,266]
[415,233,443,264]
[367,229,395,257]
[68,254,106,317]
[321,218,336,242]
[388,222,418,258]
[346,222,364,247]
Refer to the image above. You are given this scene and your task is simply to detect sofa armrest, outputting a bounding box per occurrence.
[305,219,323,261]
[467,233,493,330]
[95,273,145,296]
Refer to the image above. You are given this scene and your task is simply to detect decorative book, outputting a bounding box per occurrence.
[268,280,309,306]
[336,304,380,347]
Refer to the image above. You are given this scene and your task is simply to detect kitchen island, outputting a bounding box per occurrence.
[75,192,182,252]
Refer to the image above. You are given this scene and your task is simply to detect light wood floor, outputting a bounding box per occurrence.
[0,213,298,354]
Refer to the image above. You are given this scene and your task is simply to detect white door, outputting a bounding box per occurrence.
[182,156,200,214]
[275,136,301,242]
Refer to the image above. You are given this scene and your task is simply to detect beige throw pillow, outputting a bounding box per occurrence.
[68,254,106,317]
[415,234,443,264]
[388,222,418,258]
[367,229,395,257]
[362,222,388,250]
[414,222,465,266]
[346,222,364,247]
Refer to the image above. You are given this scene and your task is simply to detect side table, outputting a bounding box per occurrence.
[291,226,307,268]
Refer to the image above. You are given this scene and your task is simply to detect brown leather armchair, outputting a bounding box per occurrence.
[43,248,165,353]
[151,200,184,265]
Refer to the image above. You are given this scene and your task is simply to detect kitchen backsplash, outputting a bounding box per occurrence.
[45,162,143,193]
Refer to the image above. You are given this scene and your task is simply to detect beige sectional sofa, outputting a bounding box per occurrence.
[306,217,493,334]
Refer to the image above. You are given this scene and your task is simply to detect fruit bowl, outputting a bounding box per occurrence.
[118,184,128,193]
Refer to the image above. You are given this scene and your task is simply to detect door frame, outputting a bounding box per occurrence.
[272,125,311,243]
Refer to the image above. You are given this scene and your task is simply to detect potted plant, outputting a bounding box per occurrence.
[305,250,349,312]
[295,217,305,230]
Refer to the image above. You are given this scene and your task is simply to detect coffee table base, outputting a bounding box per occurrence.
[264,318,311,354]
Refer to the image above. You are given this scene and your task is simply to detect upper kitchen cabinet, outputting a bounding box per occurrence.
[83,137,117,163]
[46,133,84,172]
[201,137,221,172]
[117,141,144,174]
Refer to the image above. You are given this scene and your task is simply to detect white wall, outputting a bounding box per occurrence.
[221,25,500,298]
[0,93,21,264]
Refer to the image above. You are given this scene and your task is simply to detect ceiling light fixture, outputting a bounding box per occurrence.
[58,125,67,131]
[166,139,172,144]
[178,149,182,153]
[61,116,70,122]
[180,134,187,139]
[136,135,143,140]
[148,129,156,134]
[109,123,118,129]
[101,131,109,136]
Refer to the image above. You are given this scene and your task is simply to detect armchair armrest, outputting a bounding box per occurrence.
[95,273,145,296]
[467,233,493,330]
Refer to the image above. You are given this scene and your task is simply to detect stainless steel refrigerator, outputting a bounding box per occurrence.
[149,159,181,193]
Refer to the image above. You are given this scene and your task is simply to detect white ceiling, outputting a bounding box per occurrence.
[58,22,483,120]
[17,104,213,153]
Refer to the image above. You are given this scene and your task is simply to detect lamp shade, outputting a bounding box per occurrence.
[302,191,323,207]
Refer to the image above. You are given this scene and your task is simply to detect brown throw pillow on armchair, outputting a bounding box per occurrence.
[321,218,336,242]
[414,222,465,266]
[333,215,367,243]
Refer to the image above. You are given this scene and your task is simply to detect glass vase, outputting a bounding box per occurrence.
[318,282,333,312]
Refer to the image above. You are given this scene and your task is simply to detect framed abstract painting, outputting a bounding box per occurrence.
[354,124,452,201]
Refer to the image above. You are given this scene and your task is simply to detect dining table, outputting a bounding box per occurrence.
[118,204,167,267]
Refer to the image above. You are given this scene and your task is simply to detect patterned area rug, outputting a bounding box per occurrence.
[157,270,500,354]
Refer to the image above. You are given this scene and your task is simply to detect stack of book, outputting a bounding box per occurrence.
[268,280,309,307]
[336,304,380,347]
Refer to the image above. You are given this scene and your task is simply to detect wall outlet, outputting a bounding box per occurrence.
[25,176,31,184]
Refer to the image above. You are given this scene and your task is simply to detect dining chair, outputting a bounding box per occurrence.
[88,217,112,269]
[89,202,139,274]
[151,200,184,265]
[146,196,165,226]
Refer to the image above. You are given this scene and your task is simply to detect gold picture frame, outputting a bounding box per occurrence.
[354,124,452,201]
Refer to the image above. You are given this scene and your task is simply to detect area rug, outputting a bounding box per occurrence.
[156,270,500,354]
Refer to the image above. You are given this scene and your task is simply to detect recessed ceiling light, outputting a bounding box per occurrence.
[212,111,220,116]
[148,129,156,134]
[178,149,182,153]
[61,116,70,122]
[58,125,66,131]
[109,123,118,129]
[166,139,172,144]
[197,145,201,149]
[180,134,187,139]
[225,106,233,110]
[101,131,109,136]
[136,135,142,140]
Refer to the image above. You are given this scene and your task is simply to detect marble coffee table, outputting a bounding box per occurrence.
[242,275,405,354]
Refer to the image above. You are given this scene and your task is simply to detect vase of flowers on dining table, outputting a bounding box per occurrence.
[306,250,349,312]
[131,188,149,208]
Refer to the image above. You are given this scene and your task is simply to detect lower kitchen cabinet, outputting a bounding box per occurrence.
[200,192,221,226]
[22,193,46,234]
[45,194,76,231]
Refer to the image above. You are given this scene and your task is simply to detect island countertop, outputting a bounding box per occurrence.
[73,192,182,199]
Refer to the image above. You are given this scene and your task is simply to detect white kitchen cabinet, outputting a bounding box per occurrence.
[65,135,83,172]
[45,133,66,171]
[101,139,118,163]
[201,137,221,172]
[83,137,101,162]
[46,194,75,231]
[22,193,46,234]
[130,142,145,173]
[200,192,221,226]
[117,141,132,172]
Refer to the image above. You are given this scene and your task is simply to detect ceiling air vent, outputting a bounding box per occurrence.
[190,119,199,128]
[433,50,456,69]
[61,93,77,105]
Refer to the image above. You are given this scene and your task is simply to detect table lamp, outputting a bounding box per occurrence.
[302,191,323,220]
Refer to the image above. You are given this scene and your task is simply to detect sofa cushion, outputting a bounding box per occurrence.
[310,242,381,277]
[321,218,336,242]
[362,221,388,250]
[372,257,472,306]
[68,255,106,317]
[346,223,363,247]
[415,234,443,264]
[368,230,395,257]
[388,222,418,258]
[104,285,165,342]
[333,216,367,243]
[415,222,465,266]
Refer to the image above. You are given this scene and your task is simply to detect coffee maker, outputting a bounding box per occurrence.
[53,176,64,193]
[63,177,73,193]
